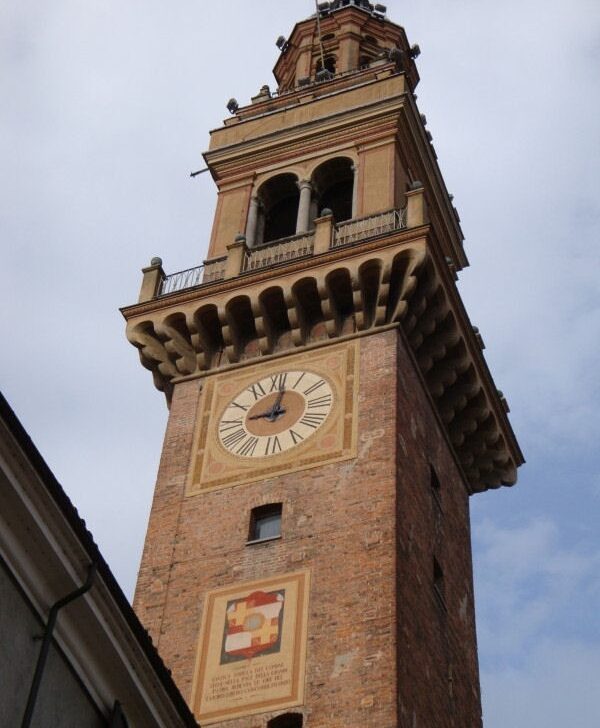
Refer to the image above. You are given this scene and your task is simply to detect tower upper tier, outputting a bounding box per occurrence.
[122,3,524,492]
[274,1,420,93]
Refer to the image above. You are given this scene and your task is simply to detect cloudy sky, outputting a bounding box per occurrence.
[1,1,599,725]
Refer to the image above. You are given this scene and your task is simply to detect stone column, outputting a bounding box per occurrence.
[245,195,260,248]
[296,180,313,234]
[351,163,359,219]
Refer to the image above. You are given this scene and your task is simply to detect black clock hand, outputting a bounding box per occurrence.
[267,387,286,421]
[273,388,285,410]
[248,386,287,422]
[248,410,274,421]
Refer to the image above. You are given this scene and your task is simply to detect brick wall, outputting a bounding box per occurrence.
[134,328,482,727]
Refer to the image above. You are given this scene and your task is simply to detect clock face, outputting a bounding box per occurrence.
[218,370,334,458]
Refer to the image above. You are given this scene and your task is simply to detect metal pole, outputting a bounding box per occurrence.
[21,564,97,728]
[315,0,326,71]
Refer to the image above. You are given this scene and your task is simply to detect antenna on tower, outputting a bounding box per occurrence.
[314,0,327,77]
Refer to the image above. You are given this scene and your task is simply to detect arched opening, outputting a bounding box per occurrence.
[316,55,337,76]
[250,174,300,246]
[267,713,303,728]
[312,157,355,223]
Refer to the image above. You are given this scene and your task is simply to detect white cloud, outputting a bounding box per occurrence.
[474,518,600,659]
[1,2,599,726]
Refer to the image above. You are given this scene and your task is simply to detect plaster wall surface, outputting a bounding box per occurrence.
[0,557,104,728]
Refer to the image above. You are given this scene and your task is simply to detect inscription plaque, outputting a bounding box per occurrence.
[191,571,310,724]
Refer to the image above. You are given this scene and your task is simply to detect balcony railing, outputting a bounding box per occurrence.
[153,208,409,299]
[159,256,226,296]
[241,232,315,273]
[332,208,407,248]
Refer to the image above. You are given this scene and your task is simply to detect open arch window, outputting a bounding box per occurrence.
[248,174,300,247]
[316,55,337,77]
[312,157,355,223]
[267,714,303,728]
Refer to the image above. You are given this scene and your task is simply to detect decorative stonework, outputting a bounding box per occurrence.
[124,231,520,492]
[186,342,359,494]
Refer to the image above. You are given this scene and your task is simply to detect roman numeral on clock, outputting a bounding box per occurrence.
[289,429,304,445]
[300,412,327,429]
[269,373,288,392]
[247,381,266,400]
[308,394,332,409]
[219,419,243,433]
[292,372,306,390]
[222,429,246,449]
[228,400,249,412]
[237,437,259,457]
[265,436,282,456]
[303,379,326,396]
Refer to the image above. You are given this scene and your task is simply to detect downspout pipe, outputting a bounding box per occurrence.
[21,563,98,728]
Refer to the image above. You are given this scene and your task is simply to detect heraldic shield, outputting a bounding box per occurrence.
[220,589,285,664]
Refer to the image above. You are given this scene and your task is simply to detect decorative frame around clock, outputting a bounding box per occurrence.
[186,340,359,495]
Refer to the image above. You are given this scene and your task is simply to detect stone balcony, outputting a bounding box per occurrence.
[143,207,409,302]
[122,185,523,492]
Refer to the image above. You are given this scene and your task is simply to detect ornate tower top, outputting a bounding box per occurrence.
[273,0,419,92]
[128,5,523,726]
[123,3,523,493]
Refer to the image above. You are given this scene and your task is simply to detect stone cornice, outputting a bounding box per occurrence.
[122,229,522,492]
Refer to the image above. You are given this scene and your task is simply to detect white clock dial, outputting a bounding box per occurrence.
[218,370,334,458]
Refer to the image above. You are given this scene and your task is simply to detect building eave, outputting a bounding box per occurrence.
[0,392,199,728]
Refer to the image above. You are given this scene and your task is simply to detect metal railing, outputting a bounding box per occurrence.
[271,61,388,99]
[332,208,407,248]
[156,209,407,297]
[242,232,315,273]
[159,257,226,296]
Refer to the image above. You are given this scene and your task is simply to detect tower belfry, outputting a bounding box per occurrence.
[122,2,523,725]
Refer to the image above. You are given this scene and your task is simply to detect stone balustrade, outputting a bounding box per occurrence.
[139,189,427,303]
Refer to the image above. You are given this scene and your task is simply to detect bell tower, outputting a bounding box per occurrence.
[122,2,523,726]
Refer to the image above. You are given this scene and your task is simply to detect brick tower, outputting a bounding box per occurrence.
[122,2,523,726]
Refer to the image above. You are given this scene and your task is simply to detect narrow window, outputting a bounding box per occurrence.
[430,464,442,513]
[109,702,129,728]
[433,557,446,608]
[248,504,282,543]
[268,714,303,728]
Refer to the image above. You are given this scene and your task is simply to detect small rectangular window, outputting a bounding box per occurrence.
[248,504,282,544]
[430,464,442,513]
[433,557,446,609]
